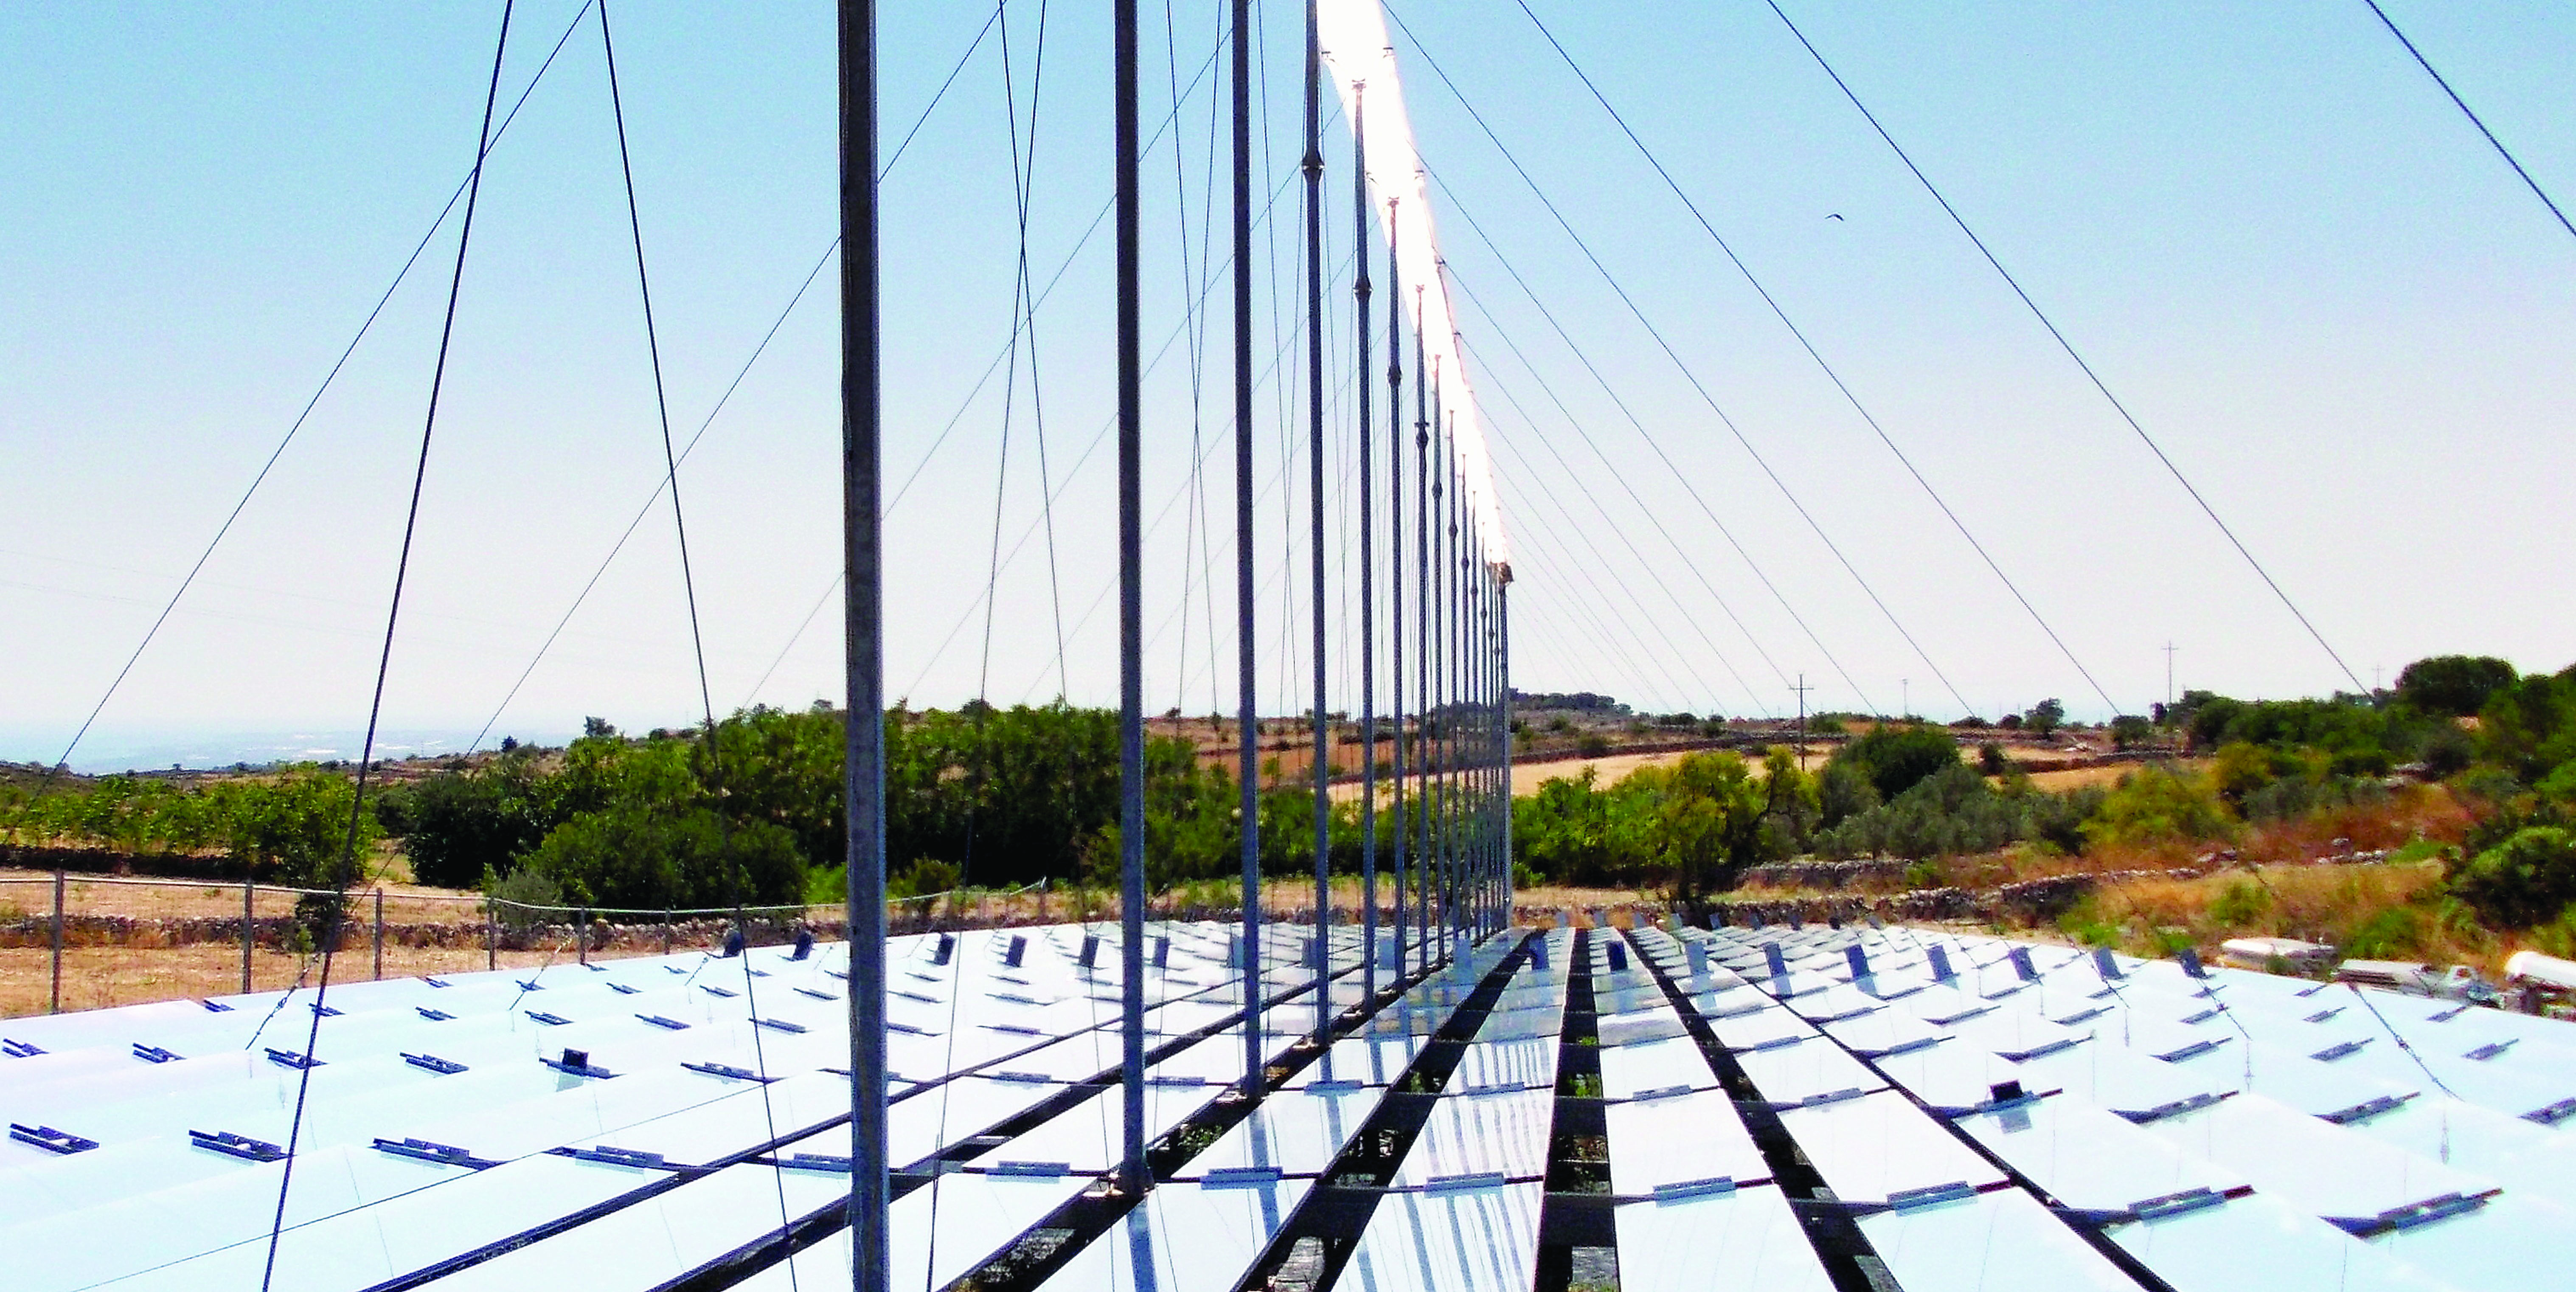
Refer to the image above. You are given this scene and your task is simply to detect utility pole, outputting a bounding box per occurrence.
[1793,674,1814,771]
[2163,642,2178,709]
[1900,678,1908,721]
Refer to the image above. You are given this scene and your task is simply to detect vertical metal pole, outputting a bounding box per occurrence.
[244,874,256,993]
[373,888,384,981]
[484,895,495,971]
[1482,555,1496,934]
[1231,0,1263,1101]
[1115,0,1151,1196]
[841,0,892,1281]
[1422,317,1442,969]
[576,907,588,967]
[1353,87,1376,1005]
[1385,200,1405,984]
[1494,580,1504,923]
[1442,417,1463,944]
[1428,377,1447,959]
[50,870,65,1015]
[1483,555,1498,932]
[1302,0,1330,1034]
[1473,549,1494,933]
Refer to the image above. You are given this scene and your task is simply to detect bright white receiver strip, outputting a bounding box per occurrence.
[1317,0,1512,573]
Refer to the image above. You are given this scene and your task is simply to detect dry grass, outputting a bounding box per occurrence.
[0,942,682,1019]
[0,868,487,927]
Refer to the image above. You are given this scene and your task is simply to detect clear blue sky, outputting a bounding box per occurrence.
[3,0,2572,770]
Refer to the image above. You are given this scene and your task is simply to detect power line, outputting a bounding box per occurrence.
[1433,181,1878,712]
[1387,3,1951,716]
[1466,348,1772,717]
[2359,0,2576,246]
[1507,0,2120,716]
[1762,0,2363,695]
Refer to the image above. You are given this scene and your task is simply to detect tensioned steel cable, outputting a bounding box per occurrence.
[259,6,517,1289]
[481,3,1012,742]
[912,214,1335,707]
[1478,468,1681,711]
[2359,0,2576,247]
[1509,0,2119,715]
[1462,325,1771,716]
[1475,400,1728,712]
[1427,167,1896,718]
[741,20,1244,704]
[1763,0,2361,695]
[922,205,1337,707]
[43,0,596,783]
[469,234,833,752]
[1446,267,1783,715]
[1476,397,1733,714]
[599,5,801,1280]
[1387,5,1944,717]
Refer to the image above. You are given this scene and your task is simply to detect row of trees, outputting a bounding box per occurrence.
[377,703,1496,911]
[0,767,375,887]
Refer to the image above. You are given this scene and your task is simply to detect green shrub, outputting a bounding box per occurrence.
[488,867,566,930]
[521,805,807,910]
[1813,764,2099,861]
[2450,826,2576,928]
[2082,766,2235,848]
[1830,724,1959,802]
[893,857,963,901]
[2343,907,2423,959]
[397,754,565,889]
[2208,878,2269,926]
[2396,655,2518,717]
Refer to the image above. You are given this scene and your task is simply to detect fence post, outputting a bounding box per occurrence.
[486,897,497,971]
[50,870,65,1015]
[373,889,385,981]
[577,908,589,967]
[242,874,255,994]
[662,909,672,955]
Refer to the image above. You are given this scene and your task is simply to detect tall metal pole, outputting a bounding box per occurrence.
[1230,0,1262,1102]
[1484,555,1498,932]
[838,0,891,1283]
[50,869,64,1015]
[1115,0,1151,1195]
[1353,86,1377,1004]
[1428,377,1448,959]
[1494,577,1504,928]
[1301,0,1330,1033]
[1492,567,1505,929]
[1446,442,1463,942]
[1422,317,1442,969]
[1471,543,1486,936]
[1385,200,1406,983]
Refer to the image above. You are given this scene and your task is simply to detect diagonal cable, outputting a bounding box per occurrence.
[260,5,517,1289]
[44,0,596,781]
[2359,0,2576,245]
[1387,2,1948,715]
[1763,0,2359,695]
[1509,0,2119,715]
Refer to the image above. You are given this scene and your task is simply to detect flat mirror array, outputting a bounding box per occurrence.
[9,917,2576,1292]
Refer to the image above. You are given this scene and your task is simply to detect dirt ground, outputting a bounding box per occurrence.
[0,943,691,1019]
[0,868,492,926]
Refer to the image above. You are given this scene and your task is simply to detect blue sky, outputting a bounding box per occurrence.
[3,0,2572,769]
